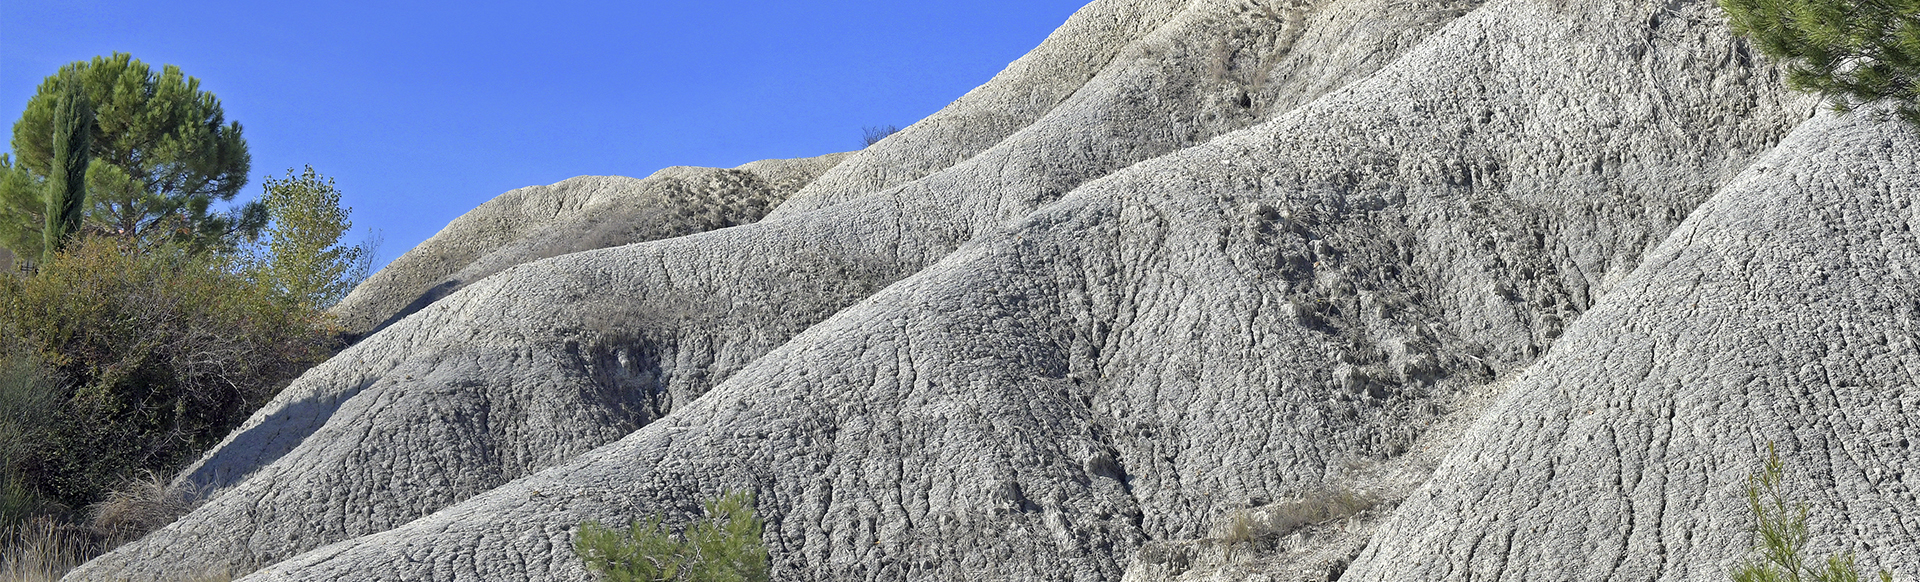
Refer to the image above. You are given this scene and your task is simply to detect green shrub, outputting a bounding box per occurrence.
[1732,443,1893,582]
[0,236,333,509]
[1719,0,1920,125]
[575,490,770,582]
[0,353,63,528]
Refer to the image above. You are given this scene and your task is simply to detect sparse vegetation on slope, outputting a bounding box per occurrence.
[529,169,794,263]
[861,125,899,147]
[575,490,770,582]
[1216,486,1377,551]
[1732,444,1894,582]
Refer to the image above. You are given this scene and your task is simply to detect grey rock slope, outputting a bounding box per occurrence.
[328,153,848,338]
[1343,109,1920,580]
[70,0,1920,579]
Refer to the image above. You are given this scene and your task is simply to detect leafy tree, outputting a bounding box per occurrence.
[1720,0,1920,125]
[252,166,375,310]
[43,79,92,264]
[3,53,262,255]
[576,490,770,582]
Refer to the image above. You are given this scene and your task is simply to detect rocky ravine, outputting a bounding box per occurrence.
[72,0,1919,580]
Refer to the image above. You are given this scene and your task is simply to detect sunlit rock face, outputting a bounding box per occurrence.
[70,0,1919,580]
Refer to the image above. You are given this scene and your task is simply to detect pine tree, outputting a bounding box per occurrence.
[42,80,92,263]
[1719,0,1920,125]
[6,53,260,256]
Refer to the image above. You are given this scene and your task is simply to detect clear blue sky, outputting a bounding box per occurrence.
[1,1,1090,270]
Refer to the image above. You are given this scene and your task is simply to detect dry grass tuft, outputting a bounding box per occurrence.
[1,514,238,582]
[87,471,206,542]
[1214,486,1378,552]
[0,517,94,582]
[0,471,213,582]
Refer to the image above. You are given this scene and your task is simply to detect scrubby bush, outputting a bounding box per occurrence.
[861,125,899,147]
[1720,0,1920,125]
[1732,444,1893,582]
[575,490,770,582]
[0,236,334,510]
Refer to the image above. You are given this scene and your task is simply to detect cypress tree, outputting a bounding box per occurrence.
[42,81,91,263]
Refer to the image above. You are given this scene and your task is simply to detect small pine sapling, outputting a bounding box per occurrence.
[1731,443,1894,582]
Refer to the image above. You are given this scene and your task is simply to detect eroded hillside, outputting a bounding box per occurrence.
[70,0,1919,580]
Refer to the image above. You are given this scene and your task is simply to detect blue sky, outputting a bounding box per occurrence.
[1,1,1090,270]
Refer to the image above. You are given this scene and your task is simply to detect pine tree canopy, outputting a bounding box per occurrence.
[1720,0,1920,125]
[2,53,262,257]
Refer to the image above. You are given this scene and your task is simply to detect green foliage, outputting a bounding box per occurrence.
[252,166,375,310]
[1731,443,1894,582]
[0,354,61,477]
[42,80,92,264]
[0,237,333,508]
[1719,0,1920,125]
[0,354,63,528]
[0,154,47,267]
[575,490,771,582]
[6,53,262,254]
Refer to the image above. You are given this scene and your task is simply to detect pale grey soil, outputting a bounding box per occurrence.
[68,0,1920,580]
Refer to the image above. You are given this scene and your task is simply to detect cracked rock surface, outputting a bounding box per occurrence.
[69,0,1920,579]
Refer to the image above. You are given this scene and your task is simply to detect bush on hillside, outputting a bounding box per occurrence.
[0,353,64,526]
[575,490,770,582]
[861,125,899,147]
[0,236,334,510]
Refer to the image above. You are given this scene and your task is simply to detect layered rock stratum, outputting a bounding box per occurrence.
[71,0,1919,580]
